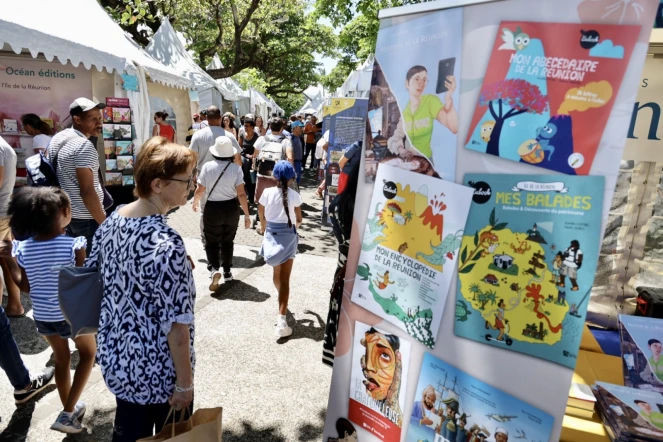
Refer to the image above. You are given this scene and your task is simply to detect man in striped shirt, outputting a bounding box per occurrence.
[47,98,106,253]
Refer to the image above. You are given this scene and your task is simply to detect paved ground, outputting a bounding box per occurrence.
[0,169,337,441]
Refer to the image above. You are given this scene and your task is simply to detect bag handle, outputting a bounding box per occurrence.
[207,161,232,197]
[163,406,194,438]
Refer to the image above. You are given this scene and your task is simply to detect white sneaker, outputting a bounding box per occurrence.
[223,271,233,283]
[275,320,293,338]
[208,270,222,291]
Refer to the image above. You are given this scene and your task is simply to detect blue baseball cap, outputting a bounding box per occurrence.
[291,121,305,128]
[273,161,296,181]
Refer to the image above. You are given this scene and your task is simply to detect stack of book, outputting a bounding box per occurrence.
[567,382,597,419]
[593,382,663,441]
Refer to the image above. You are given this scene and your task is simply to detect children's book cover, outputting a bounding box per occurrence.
[2,119,18,133]
[348,321,410,441]
[115,141,133,156]
[102,124,114,140]
[406,353,554,442]
[106,160,117,172]
[119,108,131,123]
[103,107,113,123]
[104,141,116,159]
[464,22,640,175]
[620,315,663,393]
[116,156,134,171]
[454,174,604,368]
[113,124,132,140]
[595,382,663,440]
[122,175,134,186]
[106,172,122,186]
[112,107,124,123]
[351,164,473,348]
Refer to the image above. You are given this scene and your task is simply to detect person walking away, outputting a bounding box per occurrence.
[87,137,196,441]
[259,161,302,338]
[253,118,294,234]
[290,121,305,184]
[21,114,53,154]
[7,187,95,434]
[152,112,175,142]
[337,140,362,194]
[186,113,201,144]
[192,136,251,290]
[303,115,319,170]
[47,98,106,255]
[222,113,238,139]
[199,109,209,128]
[324,161,360,366]
[255,116,267,137]
[0,136,22,318]
[314,130,329,199]
[239,116,259,204]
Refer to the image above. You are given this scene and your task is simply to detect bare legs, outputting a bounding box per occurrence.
[273,259,294,316]
[44,334,96,412]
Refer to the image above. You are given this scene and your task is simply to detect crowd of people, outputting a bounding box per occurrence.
[0,97,343,440]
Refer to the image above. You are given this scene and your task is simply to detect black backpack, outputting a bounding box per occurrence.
[25,134,76,187]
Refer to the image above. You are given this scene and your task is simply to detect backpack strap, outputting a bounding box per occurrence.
[50,132,80,173]
[207,161,233,197]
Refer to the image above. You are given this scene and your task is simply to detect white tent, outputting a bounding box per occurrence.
[298,84,328,116]
[146,20,225,109]
[0,0,191,91]
[336,54,374,98]
[0,0,192,147]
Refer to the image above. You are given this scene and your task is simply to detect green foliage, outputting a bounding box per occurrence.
[99,0,337,96]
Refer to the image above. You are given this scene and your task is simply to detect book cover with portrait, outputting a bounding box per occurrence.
[348,321,410,441]
[104,140,116,159]
[620,315,663,393]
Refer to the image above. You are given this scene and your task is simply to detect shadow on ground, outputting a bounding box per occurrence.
[0,385,57,442]
[278,310,326,344]
[211,280,271,303]
[222,408,326,442]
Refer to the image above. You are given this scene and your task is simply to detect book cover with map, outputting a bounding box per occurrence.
[454,174,604,368]
[620,315,663,393]
[351,164,473,348]
[406,353,554,442]
[348,321,410,441]
[464,22,640,175]
[594,382,663,441]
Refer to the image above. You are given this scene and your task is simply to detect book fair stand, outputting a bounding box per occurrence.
[321,1,660,442]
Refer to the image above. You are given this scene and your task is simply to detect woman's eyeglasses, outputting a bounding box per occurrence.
[165,167,198,188]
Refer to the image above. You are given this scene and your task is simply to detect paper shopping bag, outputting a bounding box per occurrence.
[137,407,223,442]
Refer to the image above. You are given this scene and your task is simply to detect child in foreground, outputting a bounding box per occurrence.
[258,161,303,338]
[6,187,96,434]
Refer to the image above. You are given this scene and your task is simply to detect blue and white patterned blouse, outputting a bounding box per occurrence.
[86,210,196,405]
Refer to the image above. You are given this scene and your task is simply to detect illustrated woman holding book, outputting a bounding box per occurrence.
[152,111,175,142]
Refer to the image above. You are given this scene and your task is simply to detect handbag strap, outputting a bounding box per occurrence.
[207,161,232,197]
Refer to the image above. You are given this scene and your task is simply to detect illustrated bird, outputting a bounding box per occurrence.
[480,120,495,142]
[499,26,531,51]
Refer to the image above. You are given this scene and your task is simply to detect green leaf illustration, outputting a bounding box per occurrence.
[461,246,467,263]
[460,263,475,274]
[489,208,496,226]
[474,231,479,246]
[493,222,508,231]
[472,253,482,261]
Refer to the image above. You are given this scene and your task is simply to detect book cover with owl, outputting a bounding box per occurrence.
[455,174,604,368]
[350,164,473,348]
[464,22,640,175]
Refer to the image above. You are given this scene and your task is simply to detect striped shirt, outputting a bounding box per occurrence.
[47,129,104,219]
[12,235,87,322]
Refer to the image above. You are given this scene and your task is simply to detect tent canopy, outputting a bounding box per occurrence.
[205,54,244,102]
[336,54,374,98]
[146,20,224,96]
[0,0,191,90]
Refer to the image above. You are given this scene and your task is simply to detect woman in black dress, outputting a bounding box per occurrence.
[239,117,259,204]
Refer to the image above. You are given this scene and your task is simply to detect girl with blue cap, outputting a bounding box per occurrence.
[258,161,303,338]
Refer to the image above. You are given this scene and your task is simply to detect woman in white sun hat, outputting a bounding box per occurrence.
[192,136,251,290]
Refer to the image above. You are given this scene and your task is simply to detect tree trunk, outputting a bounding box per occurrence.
[486,118,504,157]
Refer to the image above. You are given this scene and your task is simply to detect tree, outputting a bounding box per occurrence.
[99,0,337,96]
[233,68,305,115]
[315,0,431,91]
[468,283,481,301]
[478,290,497,310]
[478,79,549,157]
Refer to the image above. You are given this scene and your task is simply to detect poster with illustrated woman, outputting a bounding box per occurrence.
[364,7,462,182]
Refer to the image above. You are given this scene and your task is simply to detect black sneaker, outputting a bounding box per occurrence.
[223,272,233,283]
[14,367,55,404]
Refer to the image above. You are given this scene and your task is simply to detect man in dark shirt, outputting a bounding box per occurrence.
[291,121,305,183]
[338,140,362,194]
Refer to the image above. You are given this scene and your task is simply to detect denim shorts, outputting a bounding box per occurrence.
[35,320,72,339]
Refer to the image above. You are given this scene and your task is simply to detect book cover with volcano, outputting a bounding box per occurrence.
[465,21,640,175]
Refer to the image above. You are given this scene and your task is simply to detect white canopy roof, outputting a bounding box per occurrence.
[205,55,249,102]
[336,54,374,98]
[299,84,327,115]
[146,20,223,95]
[0,0,192,90]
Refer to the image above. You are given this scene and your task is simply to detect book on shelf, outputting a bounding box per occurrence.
[2,119,18,133]
[103,107,113,123]
[569,382,597,411]
[106,173,122,186]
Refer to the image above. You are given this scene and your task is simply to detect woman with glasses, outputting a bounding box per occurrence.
[239,116,259,204]
[86,137,196,441]
[192,136,251,290]
[152,112,175,142]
